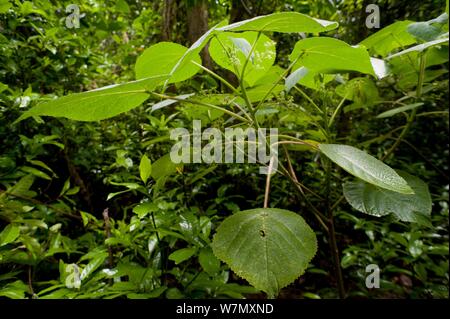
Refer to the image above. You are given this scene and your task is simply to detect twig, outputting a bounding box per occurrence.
[102,208,114,270]
[263,156,275,208]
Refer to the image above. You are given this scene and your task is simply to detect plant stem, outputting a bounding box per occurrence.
[328,92,349,128]
[323,99,345,298]
[325,157,345,298]
[239,32,262,115]
[255,54,302,111]
[28,266,35,298]
[263,156,275,208]
[191,61,239,94]
[293,85,324,115]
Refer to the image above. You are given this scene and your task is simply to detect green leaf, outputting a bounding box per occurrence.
[0,280,29,299]
[289,37,375,76]
[408,22,443,42]
[246,84,284,102]
[0,0,12,14]
[115,0,130,13]
[319,144,414,194]
[8,175,35,197]
[80,254,107,280]
[151,154,183,180]
[168,248,197,265]
[218,12,338,33]
[135,42,201,83]
[376,103,424,118]
[199,248,221,276]
[285,66,309,92]
[335,77,379,112]
[15,75,167,122]
[388,46,449,89]
[0,224,20,246]
[209,32,276,86]
[166,21,227,88]
[407,13,449,42]
[139,154,152,184]
[360,21,417,57]
[343,171,432,226]
[20,166,52,180]
[211,208,317,298]
[133,202,157,219]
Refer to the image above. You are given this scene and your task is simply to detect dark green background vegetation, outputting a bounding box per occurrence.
[0,0,448,299]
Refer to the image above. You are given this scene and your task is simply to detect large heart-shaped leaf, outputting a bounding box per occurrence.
[218,12,338,33]
[167,12,337,86]
[211,208,317,298]
[135,42,201,83]
[289,37,375,76]
[343,171,432,226]
[15,75,167,122]
[209,31,276,86]
[319,144,414,194]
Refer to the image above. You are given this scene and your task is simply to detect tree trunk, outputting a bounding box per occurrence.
[162,0,177,41]
[186,0,212,69]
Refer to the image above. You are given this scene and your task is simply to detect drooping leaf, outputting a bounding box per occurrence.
[135,42,201,83]
[408,22,444,42]
[20,166,52,180]
[318,144,414,194]
[343,171,432,226]
[407,13,449,42]
[8,175,35,197]
[209,32,276,86]
[212,208,317,298]
[376,103,424,118]
[387,37,449,59]
[218,12,338,33]
[15,75,167,122]
[139,154,152,184]
[289,37,375,76]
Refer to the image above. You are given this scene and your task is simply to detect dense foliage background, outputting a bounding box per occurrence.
[0,0,448,299]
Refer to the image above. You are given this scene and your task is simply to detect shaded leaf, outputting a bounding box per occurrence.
[343,171,431,226]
